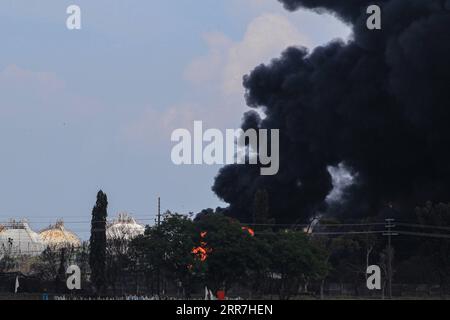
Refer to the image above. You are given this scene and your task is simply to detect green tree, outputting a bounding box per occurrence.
[89,190,108,294]
[269,231,328,300]
[30,246,77,293]
[75,242,90,291]
[106,235,132,295]
[415,202,450,295]
[130,212,199,298]
[194,213,270,294]
[158,213,198,297]
[0,240,17,273]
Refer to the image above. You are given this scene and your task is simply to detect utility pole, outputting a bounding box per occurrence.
[156,197,161,298]
[384,218,398,299]
[157,197,161,227]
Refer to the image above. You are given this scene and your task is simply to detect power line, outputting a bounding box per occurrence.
[1,216,448,231]
[310,231,385,236]
[0,218,157,224]
[396,222,450,232]
[397,230,450,239]
[316,222,386,227]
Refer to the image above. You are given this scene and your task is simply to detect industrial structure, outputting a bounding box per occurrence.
[39,220,81,248]
[0,213,144,257]
[106,212,145,240]
[0,220,44,256]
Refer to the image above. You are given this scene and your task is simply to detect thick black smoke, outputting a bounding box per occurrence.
[212,0,450,224]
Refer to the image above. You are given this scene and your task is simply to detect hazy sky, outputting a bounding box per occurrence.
[0,0,350,238]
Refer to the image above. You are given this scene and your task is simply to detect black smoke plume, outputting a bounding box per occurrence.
[213,0,450,224]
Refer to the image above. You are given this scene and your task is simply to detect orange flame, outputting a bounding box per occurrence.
[242,227,255,237]
[192,246,209,261]
[192,231,212,262]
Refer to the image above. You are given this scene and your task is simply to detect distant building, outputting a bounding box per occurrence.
[106,213,145,241]
[0,220,45,256]
[39,220,81,249]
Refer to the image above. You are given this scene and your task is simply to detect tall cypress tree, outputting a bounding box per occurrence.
[89,190,108,294]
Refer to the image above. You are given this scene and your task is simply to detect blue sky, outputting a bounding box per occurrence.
[0,0,350,238]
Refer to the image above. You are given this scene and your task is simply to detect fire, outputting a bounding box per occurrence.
[192,227,254,263]
[192,247,209,261]
[242,227,255,237]
[192,231,212,262]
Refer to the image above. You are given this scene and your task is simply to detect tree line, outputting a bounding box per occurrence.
[0,190,449,299]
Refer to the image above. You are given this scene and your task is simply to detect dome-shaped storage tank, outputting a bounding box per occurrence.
[0,220,44,256]
[106,213,145,241]
[39,220,81,248]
